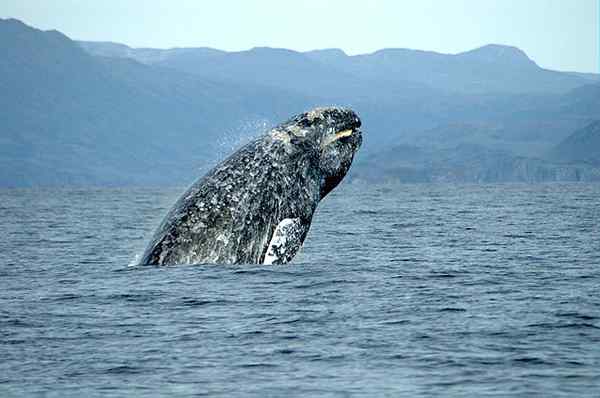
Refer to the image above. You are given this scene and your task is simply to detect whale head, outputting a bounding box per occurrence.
[271,107,362,198]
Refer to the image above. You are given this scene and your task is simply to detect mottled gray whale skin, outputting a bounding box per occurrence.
[140,107,362,265]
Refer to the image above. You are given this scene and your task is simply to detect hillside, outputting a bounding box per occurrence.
[547,121,600,166]
[2,18,600,186]
[77,38,600,157]
[0,18,311,186]
[353,143,600,183]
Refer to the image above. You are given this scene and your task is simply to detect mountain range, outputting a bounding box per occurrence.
[1,17,600,187]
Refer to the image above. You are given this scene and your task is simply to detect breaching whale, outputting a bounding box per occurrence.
[140,107,362,265]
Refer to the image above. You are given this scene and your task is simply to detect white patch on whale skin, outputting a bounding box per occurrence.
[307,107,329,122]
[270,130,291,144]
[263,218,302,265]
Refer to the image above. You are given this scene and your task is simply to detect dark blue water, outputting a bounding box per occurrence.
[2,183,600,396]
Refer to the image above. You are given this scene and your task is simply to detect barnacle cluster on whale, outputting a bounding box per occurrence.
[140,107,362,265]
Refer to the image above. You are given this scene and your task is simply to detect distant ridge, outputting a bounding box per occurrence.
[0,18,311,187]
[2,18,600,186]
[79,41,534,66]
[77,39,587,95]
[456,44,535,66]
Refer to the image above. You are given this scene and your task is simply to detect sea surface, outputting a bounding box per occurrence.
[1,183,599,397]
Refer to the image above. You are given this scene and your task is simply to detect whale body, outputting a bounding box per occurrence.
[140,107,362,265]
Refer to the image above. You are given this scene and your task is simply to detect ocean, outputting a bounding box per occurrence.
[1,183,599,396]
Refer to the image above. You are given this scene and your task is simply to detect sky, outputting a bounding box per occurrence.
[1,0,597,73]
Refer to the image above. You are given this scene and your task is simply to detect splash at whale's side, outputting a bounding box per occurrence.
[140,107,362,265]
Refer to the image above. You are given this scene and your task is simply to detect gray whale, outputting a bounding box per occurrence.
[140,107,362,265]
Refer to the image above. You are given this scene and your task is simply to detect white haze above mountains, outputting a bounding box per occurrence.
[2,18,600,186]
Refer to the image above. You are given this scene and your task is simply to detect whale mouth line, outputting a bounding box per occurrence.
[335,129,354,139]
[321,128,360,147]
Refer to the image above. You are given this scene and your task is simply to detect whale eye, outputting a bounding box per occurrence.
[297,118,311,128]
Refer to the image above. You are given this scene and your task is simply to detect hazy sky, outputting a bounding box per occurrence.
[1,0,597,72]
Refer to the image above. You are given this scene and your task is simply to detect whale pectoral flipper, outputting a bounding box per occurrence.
[263,218,307,265]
